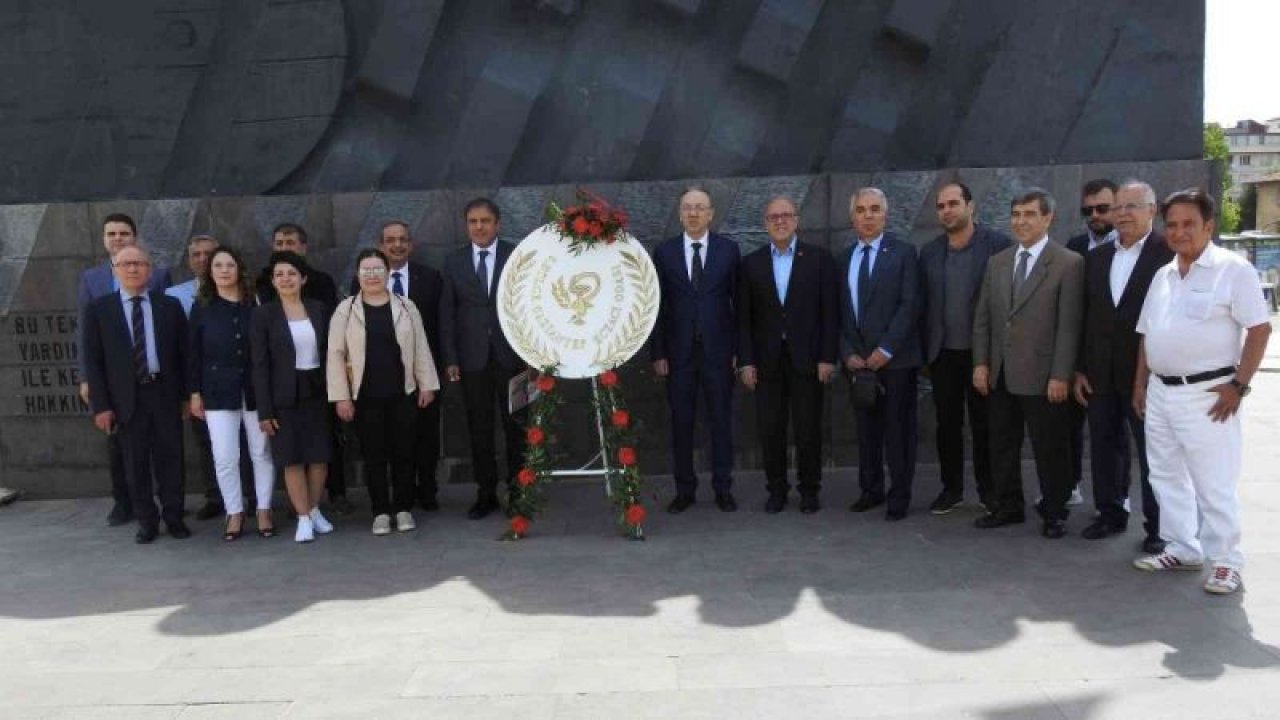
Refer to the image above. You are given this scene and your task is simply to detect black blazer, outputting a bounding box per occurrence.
[83,290,188,422]
[837,233,922,369]
[1079,231,1173,395]
[349,260,443,358]
[737,241,838,371]
[188,297,257,411]
[1065,233,1092,257]
[917,225,1012,364]
[439,241,522,372]
[250,299,330,422]
[650,233,740,367]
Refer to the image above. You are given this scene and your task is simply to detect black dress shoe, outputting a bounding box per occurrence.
[194,501,224,521]
[885,508,907,522]
[135,527,158,544]
[1042,519,1067,539]
[667,494,695,514]
[928,492,963,515]
[1081,519,1125,540]
[715,492,738,512]
[107,505,134,527]
[1142,535,1167,554]
[764,494,787,514]
[467,496,500,520]
[974,512,1026,529]
[849,494,885,513]
[799,495,821,514]
[167,521,192,539]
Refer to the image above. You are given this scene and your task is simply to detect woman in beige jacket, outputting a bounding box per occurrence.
[328,249,440,535]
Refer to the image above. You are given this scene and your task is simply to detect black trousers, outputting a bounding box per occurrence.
[1088,391,1158,536]
[988,375,1072,520]
[668,340,735,496]
[854,366,918,513]
[929,349,991,503]
[414,397,442,504]
[326,405,349,498]
[354,392,417,516]
[1069,397,1086,489]
[106,431,134,511]
[119,382,186,531]
[756,343,823,497]
[460,362,525,496]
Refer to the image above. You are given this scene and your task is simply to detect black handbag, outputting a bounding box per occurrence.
[848,369,881,409]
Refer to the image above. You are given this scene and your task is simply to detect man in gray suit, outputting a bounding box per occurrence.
[972,188,1084,538]
[439,198,525,520]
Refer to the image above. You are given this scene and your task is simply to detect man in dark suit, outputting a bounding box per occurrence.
[737,197,838,514]
[76,213,172,526]
[1074,181,1171,552]
[839,188,922,521]
[651,186,741,513]
[83,246,190,544]
[918,182,1011,514]
[439,198,525,520]
[349,221,446,511]
[972,188,1084,538]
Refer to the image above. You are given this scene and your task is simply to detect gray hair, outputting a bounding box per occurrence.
[850,187,888,212]
[1010,187,1055,215]
[1118,180,1157,206]
[679,184,714,208]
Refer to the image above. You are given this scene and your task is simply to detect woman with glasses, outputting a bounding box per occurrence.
[188,246,276,540]
[328,249,439,536]
[250,251,335,543]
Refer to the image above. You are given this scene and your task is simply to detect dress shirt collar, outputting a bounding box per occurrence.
[855,233,883,252]
[684,232,710,251]
[1087,228,1117,249]
[119,287,149,303]
[770,236,797,258]
[1018,235,1050,260]
[1115,231,1149,254]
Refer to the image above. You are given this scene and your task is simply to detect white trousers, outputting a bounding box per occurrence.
[1144,379,1244,568]
[206,406,275,515]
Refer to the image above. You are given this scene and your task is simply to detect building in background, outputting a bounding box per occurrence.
[1225,119,1280,198]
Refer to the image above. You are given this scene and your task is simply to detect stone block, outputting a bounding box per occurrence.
[883,0,953,53]
[357,0,444,102]
[735,0,826,83]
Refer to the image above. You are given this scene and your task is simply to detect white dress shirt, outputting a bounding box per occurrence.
[1012,235,1050,281]
[1109,232,1148,305]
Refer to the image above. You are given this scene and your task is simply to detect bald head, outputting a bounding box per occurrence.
[112,245,154,294]
[1114,180,1157,246]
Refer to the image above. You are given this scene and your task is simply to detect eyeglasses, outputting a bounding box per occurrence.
[680,204,711,214]
[1115,202,1152,214]
[113,260,151,269]
[1080,204,1111,217]
[357,267,387,277]
[765,212,797,224]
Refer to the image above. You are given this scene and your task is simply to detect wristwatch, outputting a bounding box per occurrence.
[1229,378,1252,398]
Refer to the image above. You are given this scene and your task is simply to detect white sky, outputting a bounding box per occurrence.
[1205,0,1280,125]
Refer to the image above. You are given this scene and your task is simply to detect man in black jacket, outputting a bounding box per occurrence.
[83,246,190,544]
[737,197,838,514]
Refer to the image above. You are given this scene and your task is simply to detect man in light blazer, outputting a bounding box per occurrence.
[972,188,1084,539]
[76,213,171,527]
[439,198,525,520]
[839,188,922,521]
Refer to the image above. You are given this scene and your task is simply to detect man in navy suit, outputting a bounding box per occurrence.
[76,213,172,526]
[439,198,525,520]
[651,186,741,513]
[737,197,838,513]
[83,246,189,544]
[839,188,922,521]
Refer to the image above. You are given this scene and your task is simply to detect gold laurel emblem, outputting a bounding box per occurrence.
[551,272,602,325]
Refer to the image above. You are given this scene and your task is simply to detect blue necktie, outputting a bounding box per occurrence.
[391,271,405,296]
[476,250,490,297]
[130,296,150,381]
[856,245,872,326]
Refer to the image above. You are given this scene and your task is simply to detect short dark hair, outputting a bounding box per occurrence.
[1160,187,1216,223]
[187,234,217,248]
[196,246,254,307]
[1010,188,1055,215]
[462,197,501,221]
[271,222,308,244]
[355,247,390,270]
[267,250,310,280]
[103,213,137,234]
[380,220,411,237]
[1081,179,1118,198]
[937,182,972,204]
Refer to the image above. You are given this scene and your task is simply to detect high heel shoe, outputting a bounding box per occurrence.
[223,513,244,542]
[257,509,276,538]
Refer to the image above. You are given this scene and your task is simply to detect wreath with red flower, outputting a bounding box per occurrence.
[545,189,630,256]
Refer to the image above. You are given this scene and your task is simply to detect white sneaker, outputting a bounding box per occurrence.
[1133,551,1202,572]
[1068,488,1085,506]
[309,508,334,534]
[295,516,315,543]
[1204,566,1243,595]
[395,511,416,532]
[372,514,392,536]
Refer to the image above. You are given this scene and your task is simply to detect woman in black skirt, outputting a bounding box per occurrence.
[251,251,334,543]
[327,248,439,536]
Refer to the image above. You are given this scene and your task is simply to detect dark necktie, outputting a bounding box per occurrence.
[856,245,872,326]
[1012,249,1030,301]
[476,250,490,297]
[691,242,704,290]
[130,296,150,381]
[391,271,404,296]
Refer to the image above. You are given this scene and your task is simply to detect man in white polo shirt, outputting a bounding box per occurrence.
[1132,188,1272,594]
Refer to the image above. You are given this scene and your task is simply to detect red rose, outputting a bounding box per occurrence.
[598,370,618,387]
[535,374,556,393]
[510,516,530,535]
[610,409,630,428]
[624,504,646,527]
[571,216,591,235]
[527,427,545,446]
[588,220,604,237]
[617,446,637,467]
[517,468,536,487]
